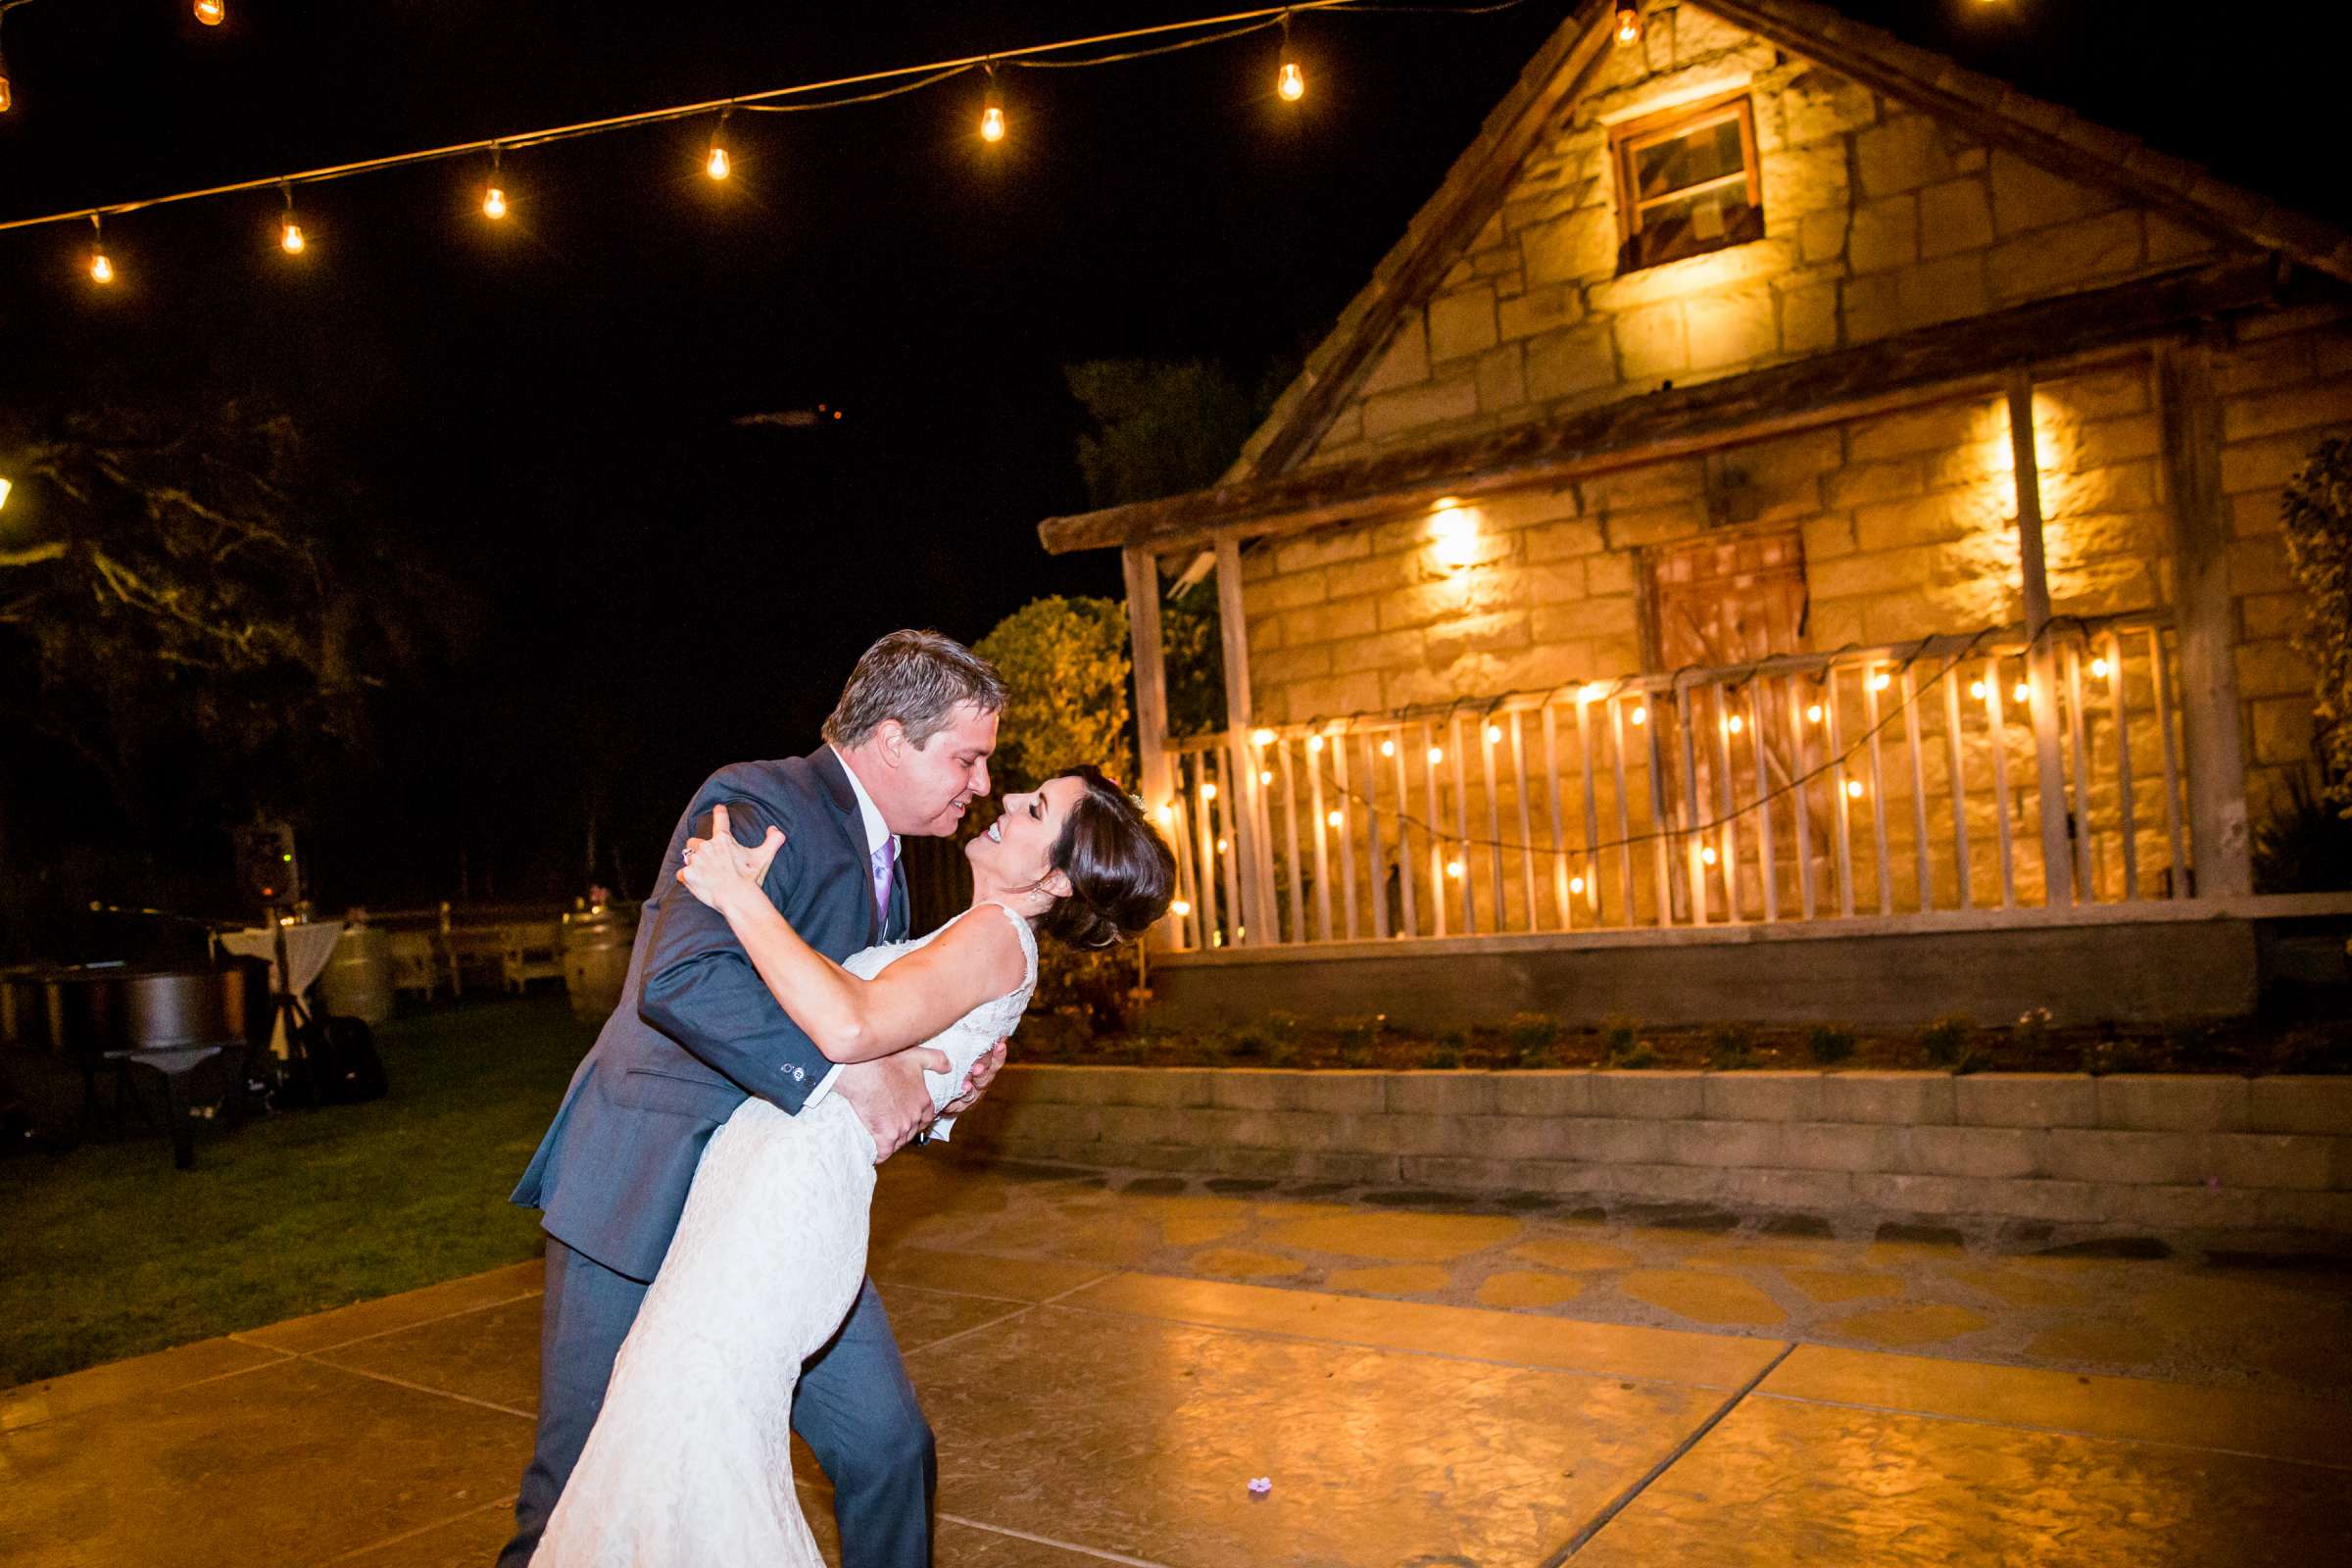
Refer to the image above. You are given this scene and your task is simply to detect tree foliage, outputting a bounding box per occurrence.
[1065,359,1259,510]
[2281,435,2352,810]
[0,400,458,834]
[972,595,1134,791]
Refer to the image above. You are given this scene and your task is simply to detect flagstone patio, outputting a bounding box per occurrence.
[3,1154,2347,1566]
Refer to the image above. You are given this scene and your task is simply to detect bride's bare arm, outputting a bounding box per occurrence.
[678,806,1027,1063]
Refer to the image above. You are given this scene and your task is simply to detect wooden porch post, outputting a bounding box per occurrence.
[1122,546,1178,945]
[2007,372,2077,906]
[1214,534,1279,944]
[2156,342,2254,898]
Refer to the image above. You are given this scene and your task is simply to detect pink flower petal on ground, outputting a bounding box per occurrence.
[1248,1477,1272,1496]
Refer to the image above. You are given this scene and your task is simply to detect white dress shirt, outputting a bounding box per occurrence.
[799,748,901,1111]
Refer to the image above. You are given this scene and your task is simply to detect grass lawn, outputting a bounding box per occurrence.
[0,994,594,1390]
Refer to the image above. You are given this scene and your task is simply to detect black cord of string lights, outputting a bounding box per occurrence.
[0,0,1536,235]
[1247,615,2121,861]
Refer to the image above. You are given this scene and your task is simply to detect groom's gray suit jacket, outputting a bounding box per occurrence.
[512,745,908,1283]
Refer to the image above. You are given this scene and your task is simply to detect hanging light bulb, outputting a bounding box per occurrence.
[1428,746,1445,765]
[1169,899,1193,918]
[1630,706,1647,726]
[1276,13,1304,102]
[88,214,114,285]
[1306,734,1324,754]
[1380,739,1396,758]
[195,0,225,25]
[1446,859,1465,880]
[1250,727,1275,747]
[1871,671,1892,692]
[1487,724,1503,745]
[1570,874,1588,896]
[1700,845,1719,866]
[483,146,509,220]
[279,183,305,255]
[1971,679,1989,701]
[706,108,733,180]
[2091,657,2111,680]
[1260,769,1274,785]
[1325,809,1344,828]
[1155,804,1175,825]
[978,64,1005,143]
[1806,702,1825,724]
[2013,680,2032,705]
[1200,782,1217,802]
[1614,3,1642,47]
[1845,779,1866,800]
[1724,713,1744,735]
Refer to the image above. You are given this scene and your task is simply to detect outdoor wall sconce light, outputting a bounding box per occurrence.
[1430,499,1479,571]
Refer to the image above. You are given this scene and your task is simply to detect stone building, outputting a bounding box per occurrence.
[1038,0,2352,1028]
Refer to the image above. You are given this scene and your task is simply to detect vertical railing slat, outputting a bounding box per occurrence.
[1941,655,1974,909]
[2150,625,2188,898]
[1747,678,1778,923]
[1332,733,1360,942]
[1305,734,1333,942]
[1276,735,1304,944]
[1362,733,1389,941]
[2108,630,2138,902]
[1542,704,1571,931]
[1215,748,1247,946]
[1824,668,1857,918]
[1984,657,2019,908]
[1642,694,1676,929]
[1392,733,1418,938]
[1902,663,1934,913]
[2064,637,2098,902]
[1510,711,1540,934]
[1863,665,1894,916]
[1678,682,1711,925]
[1421,721,1448,938]
[1451,713,1477,934]
[1786,676,1818,921]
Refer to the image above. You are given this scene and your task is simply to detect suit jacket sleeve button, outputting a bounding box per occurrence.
[793,1067,806,1081]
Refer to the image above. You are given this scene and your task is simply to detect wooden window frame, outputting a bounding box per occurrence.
[1609,89,1764,274]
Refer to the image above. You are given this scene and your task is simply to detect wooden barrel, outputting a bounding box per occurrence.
[562,906,637,1021]
[320,925,394,1024]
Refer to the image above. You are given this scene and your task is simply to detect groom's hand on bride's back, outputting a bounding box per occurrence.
[834,1048,950,1160]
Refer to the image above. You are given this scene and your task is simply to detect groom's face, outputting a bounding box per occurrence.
[878,702,999,837]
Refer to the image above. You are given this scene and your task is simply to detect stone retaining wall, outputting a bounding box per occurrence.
[953,1066,2352,1233]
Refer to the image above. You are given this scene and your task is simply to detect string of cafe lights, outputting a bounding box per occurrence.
[1203,617,2122,879]
[0,0,1548,287]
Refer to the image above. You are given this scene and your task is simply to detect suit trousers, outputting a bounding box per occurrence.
[496,1236,936,1568]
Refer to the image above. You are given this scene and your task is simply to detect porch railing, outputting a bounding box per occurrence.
[1157,611,2195,952]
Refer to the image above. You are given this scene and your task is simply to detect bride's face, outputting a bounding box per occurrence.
[968,775,1086,888]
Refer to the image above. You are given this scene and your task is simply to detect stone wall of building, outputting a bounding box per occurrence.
[1300,3,2229,470]
[2209,309,2352,820]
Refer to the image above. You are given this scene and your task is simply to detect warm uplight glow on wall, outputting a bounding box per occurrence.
[1429,499,1479,571]
[195,0,225,25]
[0,477,12,512]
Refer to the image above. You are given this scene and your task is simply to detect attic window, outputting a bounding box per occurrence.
[1611,92,1764,272]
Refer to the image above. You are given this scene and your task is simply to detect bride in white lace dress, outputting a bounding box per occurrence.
[537,765,1173,1568]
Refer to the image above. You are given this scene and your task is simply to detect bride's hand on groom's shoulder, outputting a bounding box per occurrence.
[676,803,783,911]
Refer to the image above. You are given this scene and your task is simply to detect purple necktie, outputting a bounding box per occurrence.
[870,839,896,932]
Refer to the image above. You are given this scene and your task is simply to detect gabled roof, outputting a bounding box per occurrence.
[1038,0,2352,557]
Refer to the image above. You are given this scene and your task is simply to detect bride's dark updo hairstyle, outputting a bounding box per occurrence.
[1032,764,1178,951]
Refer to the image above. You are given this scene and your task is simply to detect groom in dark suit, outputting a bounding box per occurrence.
[498,630,1010,1568]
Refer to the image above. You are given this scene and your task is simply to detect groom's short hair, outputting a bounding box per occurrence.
[824,629,1007,750]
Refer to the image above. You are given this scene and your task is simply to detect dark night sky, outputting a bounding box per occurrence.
[0,1,2331,914]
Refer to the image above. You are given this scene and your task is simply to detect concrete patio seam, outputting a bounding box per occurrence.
[1542,1341,1798,1565]
[936,1511,1176,1568]
[901,1268,1123,1360]
[297,1354,537,1421]
[1039,1297,1764,1392]
[1743,1390,2352,1471]
[235,1288,546,1358]
[318,1494,517,1565]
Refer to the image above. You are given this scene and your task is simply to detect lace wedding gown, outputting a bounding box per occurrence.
[536,901,1037,1568]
